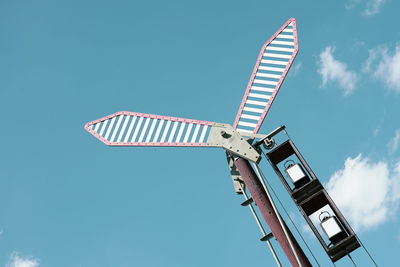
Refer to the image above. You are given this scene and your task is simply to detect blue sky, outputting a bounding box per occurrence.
[1,0,399,266]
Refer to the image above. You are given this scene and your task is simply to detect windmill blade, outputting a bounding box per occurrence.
[233,18,298,134]
[85,111,213,147]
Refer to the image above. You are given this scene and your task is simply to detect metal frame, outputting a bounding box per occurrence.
[298,191,360,262]
[266,139,323,203]
[265,135,360,262]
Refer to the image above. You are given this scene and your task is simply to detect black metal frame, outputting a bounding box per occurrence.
[266,139,360,262]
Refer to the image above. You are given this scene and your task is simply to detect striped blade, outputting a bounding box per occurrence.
[233,18,298,134]
[84,111,213,147]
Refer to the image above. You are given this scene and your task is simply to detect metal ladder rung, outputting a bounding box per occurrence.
[260,232,274,242]
[241,197,254,206]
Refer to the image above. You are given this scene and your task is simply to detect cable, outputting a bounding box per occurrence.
[348,254,357,267]
[276,130,378,267]
[283,128,292,141]
[259,150,322,267]
[252,162,305,267]
[238,182,282,267]
[356,236,378,266]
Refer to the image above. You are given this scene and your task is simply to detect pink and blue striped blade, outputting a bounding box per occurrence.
[233,18,299,134]
[84,111,213,147]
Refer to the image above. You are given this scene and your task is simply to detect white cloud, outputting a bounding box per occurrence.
[345,0,362,9]
[374,45,400,92]
[363,0,386,16]
[325,154,400,232]
[364,45,400,92]
[293,62,302,76]
[373,127,380,136]
[389,129,400,154]
[6,253,39,267]
[345,0,386,16]
[363,47,381,73]
[318,46,358,96]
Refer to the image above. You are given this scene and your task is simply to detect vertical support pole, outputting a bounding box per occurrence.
[238,182,282,267]
[234,157,311,267]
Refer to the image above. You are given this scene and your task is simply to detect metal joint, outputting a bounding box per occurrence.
[208,123,261,162]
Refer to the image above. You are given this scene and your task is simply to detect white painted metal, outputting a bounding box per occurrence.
[243,106,264,113]
[191,124,201,142]
[199,125,208,143]
[258,66,285,72]
[99,119,108,136]
[145,119,157,142]
[256,72,282,79]
[254,79,278,86]
[265,46,294,53]
[248,93,271,100]
[183,123,193,143]
[246,99,268,106]
[261,59,287,65]
[117,115,129,142]
[264,53,291,59]
[131,117,143,142]
[152,119,164,142]
[237,128,253,133]
[94,123,100,132]
[240,113,261,120]
[251,86,275,93]
[104,116,116,140]
[110,115,124,142]
[168,121,179,142]
[160,120,171,142]
[175,122,186,142]
[138,117,150,142]
[271,40,294,46]
[124,116,136,142]
[282,28,293,32]
[276,33,294,39]
[238,121,257,128]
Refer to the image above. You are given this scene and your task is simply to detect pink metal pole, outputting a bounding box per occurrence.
[234,157,311,267]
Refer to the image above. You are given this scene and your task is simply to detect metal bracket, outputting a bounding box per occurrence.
[254,125,286,148]
[260,232,274,242]
[208,123,261,162]
[226,152,244,194]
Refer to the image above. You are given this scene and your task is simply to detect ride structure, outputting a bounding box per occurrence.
[84,18,363,266]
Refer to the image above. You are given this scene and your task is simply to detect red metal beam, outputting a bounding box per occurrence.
[234,157,311,267]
